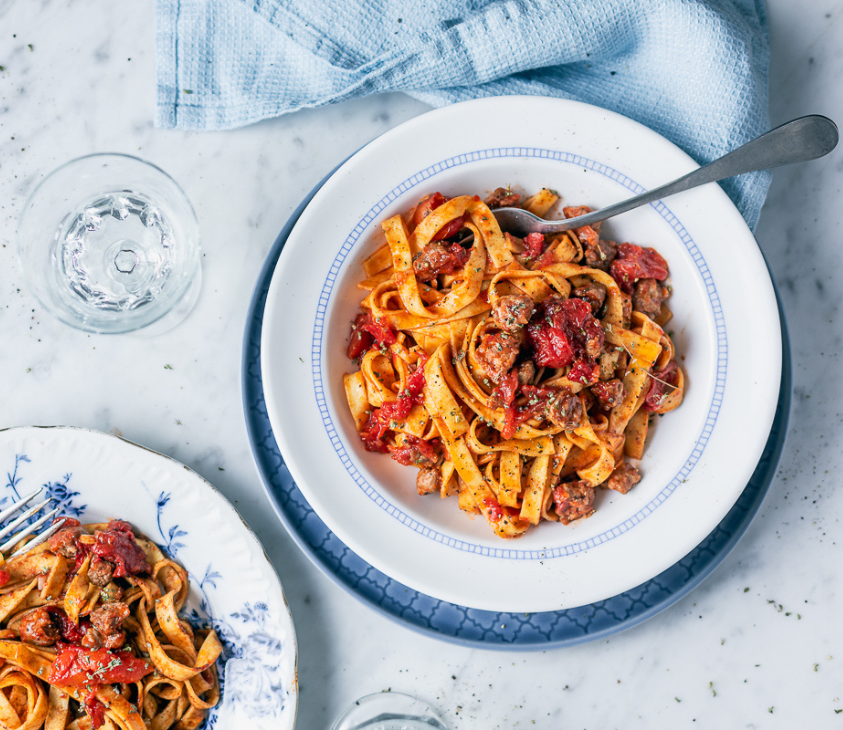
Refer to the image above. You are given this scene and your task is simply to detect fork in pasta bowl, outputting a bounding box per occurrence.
[260,95,784,613]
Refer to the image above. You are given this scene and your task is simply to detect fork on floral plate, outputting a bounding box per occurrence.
[0,487,63,560]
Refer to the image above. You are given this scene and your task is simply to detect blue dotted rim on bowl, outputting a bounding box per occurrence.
[312,149,728,560]
[242,174,791,649]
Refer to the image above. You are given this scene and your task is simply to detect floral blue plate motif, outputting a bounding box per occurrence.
[0,427,298,727]
[243,181,791,649]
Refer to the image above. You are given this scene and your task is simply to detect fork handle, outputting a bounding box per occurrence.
[542,115,839,232]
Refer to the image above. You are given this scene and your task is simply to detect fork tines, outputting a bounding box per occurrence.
[0,487,65,558]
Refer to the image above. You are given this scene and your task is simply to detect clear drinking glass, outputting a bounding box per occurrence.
[331,692,449,730]
[17,153,202,334]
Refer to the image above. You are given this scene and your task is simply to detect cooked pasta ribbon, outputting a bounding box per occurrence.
[343,189,685,536]
[0,519,221,729]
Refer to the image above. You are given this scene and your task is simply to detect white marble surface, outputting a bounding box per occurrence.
[1,1,841,728]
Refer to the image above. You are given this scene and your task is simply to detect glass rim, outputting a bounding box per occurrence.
[17,152,202,334]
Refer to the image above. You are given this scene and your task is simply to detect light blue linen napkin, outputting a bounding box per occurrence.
[156,0,770,229]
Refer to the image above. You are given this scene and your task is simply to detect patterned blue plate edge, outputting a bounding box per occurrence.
[242,172,792,650]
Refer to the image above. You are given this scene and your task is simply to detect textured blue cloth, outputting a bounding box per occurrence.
[155,0,771,229]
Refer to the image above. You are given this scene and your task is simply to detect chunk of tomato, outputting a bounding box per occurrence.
[610,243,669,293]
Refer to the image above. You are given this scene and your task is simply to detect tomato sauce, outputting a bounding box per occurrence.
[490,369,519,408]
[483,496,503,522]
[610,242,669,293]
[91,520,150,578]
[389,436,442,466]
[412,192,465,240]
[526,297,602,370]
[360,355,428,454]
[49,643,153,727]
[45,606,87,642]
[644,360,680,411]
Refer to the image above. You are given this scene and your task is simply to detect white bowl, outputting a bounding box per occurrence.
[261,96,781,613]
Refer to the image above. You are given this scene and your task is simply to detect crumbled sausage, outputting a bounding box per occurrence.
[583,238,618,272]
[492,294,536,332]
[405,443,444,469]
[412,242,469,282]
[416,468,442,496]
[606,462,641,494]
[390,436,444,469]
[89,602,130,636]
[81,627,103,650]
[517,359,537,385]
[583,328,604,360]
[563,206,603,235]
[572,282,607,315]
[103,631,127,650]
[47,524,84,559]
[413,243,453,282]
[545,391,583,431]
[552,480,595,524]
[476,332,522,384]
[87,556,115,587]
[591,378,625,408]
[485,187,521,209]
[18,608,60,646]
[632,278,668,320]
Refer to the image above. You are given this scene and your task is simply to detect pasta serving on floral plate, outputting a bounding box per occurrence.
[343,187,685,539]
[0,517,221,729]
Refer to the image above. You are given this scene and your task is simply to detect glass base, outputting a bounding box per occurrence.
[331,693,449,730]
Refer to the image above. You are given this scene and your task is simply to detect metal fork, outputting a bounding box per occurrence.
[489,115,839,238]
[0,487,63,559]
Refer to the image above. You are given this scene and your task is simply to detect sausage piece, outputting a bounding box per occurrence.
[485,187,521,209]
[606,462,641,494]
[551,481,595,524]
[19,608,60,647]
[87,556,115,587]
[545,391,583,431]
[492,294,536,332]
[416,468,442,496]
[591,379,625,408]
[572,282,607,315]
[632,278,668,320]
[89,602,130,636]
[47,523,84,559]
[517,359,537,385]
[412,242,469,282]
[583,238,618,272]
[81,627,103,650]
[475,332,522,384]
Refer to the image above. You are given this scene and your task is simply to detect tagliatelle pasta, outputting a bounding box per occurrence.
[343,188,685,538]
[0,518,221,729]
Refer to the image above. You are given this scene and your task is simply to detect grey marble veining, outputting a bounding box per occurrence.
[1,2,841,728]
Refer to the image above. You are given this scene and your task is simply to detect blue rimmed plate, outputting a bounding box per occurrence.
[243,179,789,647]
[254,97,783,613]
[0,426,298,727]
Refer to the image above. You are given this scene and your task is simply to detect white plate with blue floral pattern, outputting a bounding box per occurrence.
[0,425,297,730]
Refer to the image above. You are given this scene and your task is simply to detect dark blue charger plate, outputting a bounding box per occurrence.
[242,181,791,649]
